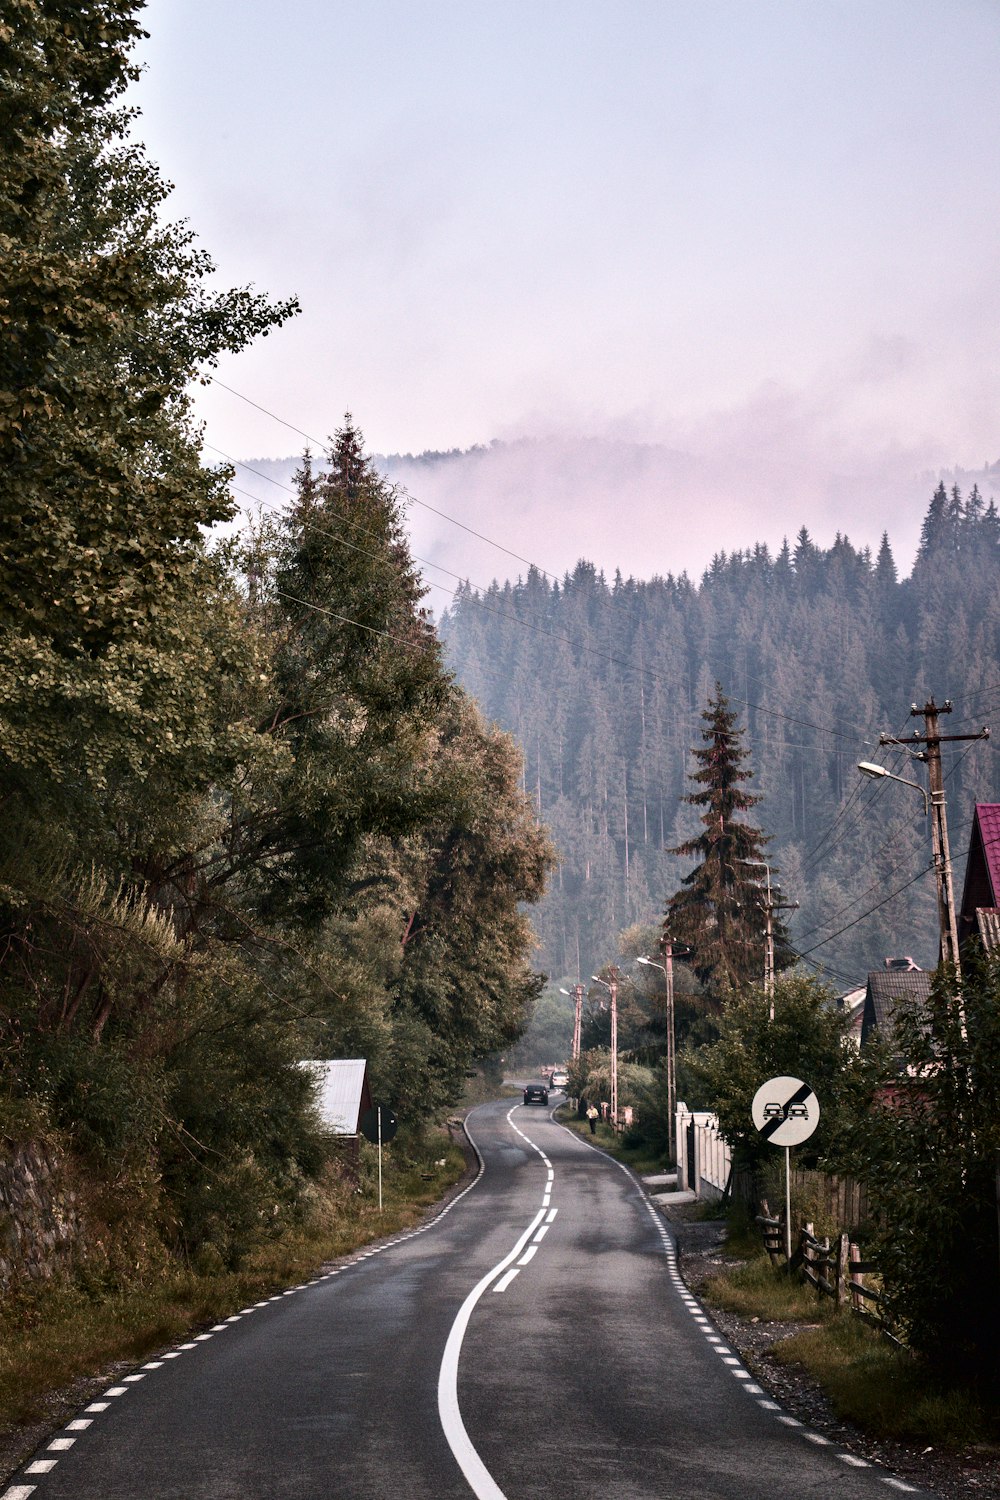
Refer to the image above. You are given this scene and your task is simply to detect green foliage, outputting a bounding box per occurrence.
[506,985,575,1069]
[0,8,552,1278]
[667,685,789,996]
[848,952,1000,1391]
[568,1047,654,1110]
[685,974,875,1171]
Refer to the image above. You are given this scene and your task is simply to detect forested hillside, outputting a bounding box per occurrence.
[440,487,1000,987]
[0,2,551,1276]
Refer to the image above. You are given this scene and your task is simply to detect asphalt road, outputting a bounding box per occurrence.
[4,1097,937,1500]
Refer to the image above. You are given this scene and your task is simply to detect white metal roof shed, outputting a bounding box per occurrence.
[300,1059,372,1135]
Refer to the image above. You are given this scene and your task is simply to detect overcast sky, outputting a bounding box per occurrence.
[130,1,1000,585]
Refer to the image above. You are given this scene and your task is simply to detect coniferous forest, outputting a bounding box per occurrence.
[440,485,1000,989]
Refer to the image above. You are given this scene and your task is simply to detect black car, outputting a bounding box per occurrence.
[523,1082,549,1105]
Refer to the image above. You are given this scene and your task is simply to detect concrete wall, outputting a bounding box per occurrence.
[675,1107,732,1201]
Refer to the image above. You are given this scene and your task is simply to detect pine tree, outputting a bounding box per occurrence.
[666,685,787,996]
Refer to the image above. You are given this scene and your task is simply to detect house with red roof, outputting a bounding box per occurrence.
[957,803,1000,956]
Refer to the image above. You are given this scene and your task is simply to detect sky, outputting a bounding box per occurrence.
[130,1,1000,588]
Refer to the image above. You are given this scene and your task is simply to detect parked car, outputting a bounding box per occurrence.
[523,1082,549,1105]
[549,1070,569,1091]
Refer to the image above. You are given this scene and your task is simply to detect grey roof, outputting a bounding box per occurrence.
[299,1059,371,1134]
[861,970,932,1048]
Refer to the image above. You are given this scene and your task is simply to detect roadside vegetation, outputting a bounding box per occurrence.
[0,1125,466,1431]
[697,1232,1000,1451]
[1,0,552,1322]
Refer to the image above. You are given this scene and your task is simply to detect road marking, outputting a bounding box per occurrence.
[532,1225,549,1241]
[47,1439,75,1451]
[25,1463,56,1475]
[545,1208,558,1222]
[105,1387,128,1396]
[123,1374,145,1383]
[840,1455,870,1468]
[805,1432,832,1444]
[518,1245,539,1266]
[66,1420,91,1430]
[493,1269,519,1293]
[2,1486,37,1498]
[883,1482,919,1493]
[85,1404,109,1413]
[438,1207,546,1500]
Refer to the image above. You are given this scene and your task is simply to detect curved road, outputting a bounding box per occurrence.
[5,1097,934,1500]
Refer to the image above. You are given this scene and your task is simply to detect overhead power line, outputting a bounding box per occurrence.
[206,377,558,581]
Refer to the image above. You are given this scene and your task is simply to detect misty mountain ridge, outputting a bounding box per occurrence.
[230,437,1000,596]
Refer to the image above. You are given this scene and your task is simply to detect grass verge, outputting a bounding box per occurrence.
[701,1251,999,1449]
[0,1129,467,1432]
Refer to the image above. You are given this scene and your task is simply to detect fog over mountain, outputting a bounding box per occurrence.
[229,436,1000,604]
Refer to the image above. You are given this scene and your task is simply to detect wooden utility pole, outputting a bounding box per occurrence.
[571,983,583,1061]
[879,697,989,987]
[654,930,691,1163]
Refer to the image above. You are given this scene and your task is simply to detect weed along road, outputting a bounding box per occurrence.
[7,1099,935,1500]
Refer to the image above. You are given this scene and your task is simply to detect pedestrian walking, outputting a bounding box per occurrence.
[586,1103,599,1135]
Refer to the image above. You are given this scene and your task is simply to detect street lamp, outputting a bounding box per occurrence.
[641,954,680,1164]
[559,984,585,1061]
[591,972,619,1128]
[857,761,929,815]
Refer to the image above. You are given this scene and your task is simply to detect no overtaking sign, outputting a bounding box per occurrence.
[751,1075,819,1148]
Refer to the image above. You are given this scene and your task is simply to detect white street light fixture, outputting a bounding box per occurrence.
[857,760,928,815]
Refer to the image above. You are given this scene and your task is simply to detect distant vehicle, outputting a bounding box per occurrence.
[550,1070,570,1091]
[523,1082,549,1105]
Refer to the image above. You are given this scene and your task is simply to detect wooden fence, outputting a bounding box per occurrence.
[756,1199,893,1339]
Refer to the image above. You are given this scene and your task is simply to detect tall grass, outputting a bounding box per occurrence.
[701,1251,999,1448]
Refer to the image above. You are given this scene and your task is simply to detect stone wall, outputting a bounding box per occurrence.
[0,1140,85,1289]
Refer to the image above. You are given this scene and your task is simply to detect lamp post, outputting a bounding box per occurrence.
[857,756,958,983]
[637,943,686,1161]
[559,984,585,1061]
[591,971,619,1128]
[868,699,989,984]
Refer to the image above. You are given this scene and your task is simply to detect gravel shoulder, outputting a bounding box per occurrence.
[665,1203,1000,1500]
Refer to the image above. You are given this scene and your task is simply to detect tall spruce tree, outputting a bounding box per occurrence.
[666,685,788,996]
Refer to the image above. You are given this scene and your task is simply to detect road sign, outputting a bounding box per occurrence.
[751,1076,819,1148]
[360,1104,397,1145]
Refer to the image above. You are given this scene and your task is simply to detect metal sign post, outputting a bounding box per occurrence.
[360,1104,398,1212]
[751,1076,820,1262]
